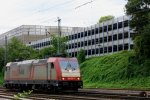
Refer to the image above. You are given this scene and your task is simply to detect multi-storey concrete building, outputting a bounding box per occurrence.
[27,27,79,49]
[0,25,77,47]
[66,16,135,57]
[28,16,135,58]
[0,25,52,47]
[0,15,135,58]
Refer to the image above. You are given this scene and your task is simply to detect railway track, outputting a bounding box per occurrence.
[0,87,150,100]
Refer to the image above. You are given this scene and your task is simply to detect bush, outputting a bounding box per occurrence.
[77,49,85,64]
[80,50,150,89]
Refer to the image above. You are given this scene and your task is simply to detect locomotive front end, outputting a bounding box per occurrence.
[58,58,83,90]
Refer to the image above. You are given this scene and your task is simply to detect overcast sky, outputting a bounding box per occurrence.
[0,0,127,34]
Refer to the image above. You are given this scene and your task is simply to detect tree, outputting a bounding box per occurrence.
[77,49,86,64]
[38,47,55,59]
[7,37,36,61]
[0,47,4,71]
[125,0,150,59]
[99,15,115,23]
[37,34,68,58]
[50,34,68,55]
[125,0,150,33]
[141,24,150,58]
[134,24,150,59]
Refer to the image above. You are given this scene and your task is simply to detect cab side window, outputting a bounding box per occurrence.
[51,63,54,69]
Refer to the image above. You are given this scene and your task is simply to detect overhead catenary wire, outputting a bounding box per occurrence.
[75,0,96,9]
[1,0,98,33]
[11,0,78,26]
[38,0,77,12]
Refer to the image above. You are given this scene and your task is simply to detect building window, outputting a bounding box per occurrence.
[108,36,112,42]
[99,27,102,33]
[69,35,71,40]
[46,41,49,46]
[113,45,117,52]
[84,41,87,46]
[96,48,99,54]
[99,38,102,43]
[104,47,107,53]
[48,41,51,45]
[124,32,128,38]
[69,53,71,56]
[96,28,98,34]
[113,23,117,30]
[85,31,87,36]
[81,32,84,37]
[88,40,91,45]
[92,29,94,35]
[100,48,103,53]
[78,42,80,47]
[104,26,107,32]
[108,25,112,31]
[118,45,123,51]
[78,33,80,38]
[124,44,128,50]
[113,34,117,40]
[66,45,68,49]
[72,52,75,57]
[72,43,74,48]
[75,34,77,39]
[118,22,122,28]
[118,33,123,40]
[72,35,74,40]
[92,49,95,55]
[104,37,107,42]
[108,46,112,52]
[75,43,77,48]
[81,41,83,47]
[92,39,95,45]
[88,49,91,55]
[69,44,71,49]
[124,20,129,27]
[75,52,77,57]
[43,42,46,46]
[88,30,91,36]
[96,38,98,44]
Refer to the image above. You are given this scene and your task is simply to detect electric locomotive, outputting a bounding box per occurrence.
[4,57,83,91]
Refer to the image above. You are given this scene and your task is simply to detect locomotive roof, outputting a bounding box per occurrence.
[6,57,77,67]
[6,59,47,67]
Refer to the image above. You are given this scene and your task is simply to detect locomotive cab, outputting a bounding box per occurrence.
[59,58,83,90]
[47,57,83,90]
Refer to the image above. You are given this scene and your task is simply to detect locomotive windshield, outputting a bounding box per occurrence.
[59,60,79,71]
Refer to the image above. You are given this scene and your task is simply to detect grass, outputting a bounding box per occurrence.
[80,50,150,89]
[13,90,33,100]
[84,77,150,89]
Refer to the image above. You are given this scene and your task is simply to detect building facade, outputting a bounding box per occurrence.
[0,25,53,47]
[28,16,135,58]
[66,16,135,58]
[0,25,77,47]
[1,15,135,58]
[27,27,79,49]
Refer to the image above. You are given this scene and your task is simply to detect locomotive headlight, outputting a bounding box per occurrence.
[77,77,80,80]
[62,77,65,80]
